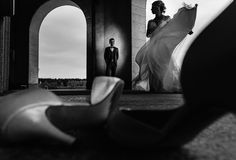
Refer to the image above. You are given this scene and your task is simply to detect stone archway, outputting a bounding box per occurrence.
[29,0,85,86]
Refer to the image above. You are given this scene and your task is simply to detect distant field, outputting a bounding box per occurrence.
[39,78,87,89]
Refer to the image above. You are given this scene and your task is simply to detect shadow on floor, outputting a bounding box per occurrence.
[0,137,197,160]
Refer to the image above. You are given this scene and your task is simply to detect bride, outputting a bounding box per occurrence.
[132,0,197,92]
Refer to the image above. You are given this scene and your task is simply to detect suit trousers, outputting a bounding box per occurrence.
[106,63,117,76]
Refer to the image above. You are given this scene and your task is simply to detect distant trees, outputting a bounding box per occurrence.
[39,78,86,89]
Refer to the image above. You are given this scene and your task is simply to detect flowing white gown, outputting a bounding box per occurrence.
[133,5,197,92]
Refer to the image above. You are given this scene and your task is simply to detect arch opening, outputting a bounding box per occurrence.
[39,6,86,78]
[29,0,87,89]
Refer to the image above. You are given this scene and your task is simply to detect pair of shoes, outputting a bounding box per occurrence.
[0,76,124,145]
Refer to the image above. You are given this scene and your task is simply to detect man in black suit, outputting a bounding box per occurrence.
[104,38,119,76]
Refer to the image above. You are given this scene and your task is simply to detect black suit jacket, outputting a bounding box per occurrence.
[104,47,119,66]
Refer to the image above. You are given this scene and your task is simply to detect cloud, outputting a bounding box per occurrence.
[39,6,87,78]
[39,7,86,55]
[39,53,86,78]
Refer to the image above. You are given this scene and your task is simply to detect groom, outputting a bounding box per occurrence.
[104,38,119,76]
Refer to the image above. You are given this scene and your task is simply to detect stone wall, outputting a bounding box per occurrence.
[11,0,94,89]
[94,0,132,89]
[1,0,148,92]
[0,17,10,94]
[131,0,146,80]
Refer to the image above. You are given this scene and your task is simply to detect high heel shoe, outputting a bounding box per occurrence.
[0,76,124,144]
[0,88,75,144]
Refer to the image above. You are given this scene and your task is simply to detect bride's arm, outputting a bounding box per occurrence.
[149,17,171,38]
[146,21,153,38]
[147,16,172,38]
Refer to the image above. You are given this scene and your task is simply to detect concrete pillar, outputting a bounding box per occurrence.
[0,16,11,94]
[94,0,105,76]
[131,0,146,80]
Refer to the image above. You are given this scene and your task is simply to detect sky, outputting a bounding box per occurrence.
[39,6,86,79]
[39,0,233,79]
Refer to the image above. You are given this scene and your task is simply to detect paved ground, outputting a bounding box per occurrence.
[1,93,236,160]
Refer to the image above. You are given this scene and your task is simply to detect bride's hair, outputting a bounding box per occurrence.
[152,0,166,13]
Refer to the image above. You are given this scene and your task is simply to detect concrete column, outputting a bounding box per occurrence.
[131,0,146,80]
[94,0,105,76]
[0,16,11,94]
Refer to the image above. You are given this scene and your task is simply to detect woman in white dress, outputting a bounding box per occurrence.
[132,1,197,92]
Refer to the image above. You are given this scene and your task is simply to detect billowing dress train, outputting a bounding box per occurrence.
[133,5,197,92]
